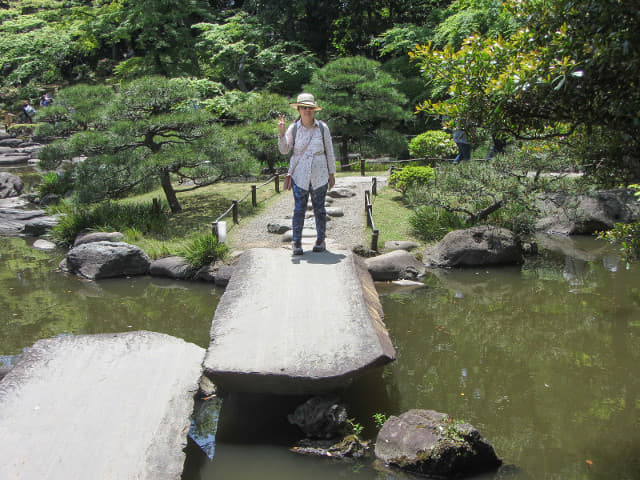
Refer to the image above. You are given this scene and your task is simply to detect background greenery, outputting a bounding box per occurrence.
[2,0,639,257]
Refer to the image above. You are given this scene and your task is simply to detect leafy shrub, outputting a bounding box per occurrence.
[389,165,435,194]
[409,130,457,159]
[38,170,73,197]
[180,233,228,268]
[50,200,168,246]
[599,184,640,265]
[410,205,468,242]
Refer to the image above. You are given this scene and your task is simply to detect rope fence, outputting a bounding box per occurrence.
[207,157,411,246]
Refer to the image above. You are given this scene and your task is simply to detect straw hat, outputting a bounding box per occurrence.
[290,93,322,111]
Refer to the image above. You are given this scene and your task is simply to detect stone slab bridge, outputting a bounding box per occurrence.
[0,247,395,478]
[203,247,396,394]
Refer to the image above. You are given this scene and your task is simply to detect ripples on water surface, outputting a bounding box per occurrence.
[1,235,639,479]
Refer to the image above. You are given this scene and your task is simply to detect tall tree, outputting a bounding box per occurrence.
[193,12,319,93]
[304,56,409,164]
[39,77,256,212]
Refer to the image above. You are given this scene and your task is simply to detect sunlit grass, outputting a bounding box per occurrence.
[368,187,423,248]
[125,180,282,257]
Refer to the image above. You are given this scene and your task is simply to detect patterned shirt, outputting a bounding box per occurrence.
[278,119,336,190]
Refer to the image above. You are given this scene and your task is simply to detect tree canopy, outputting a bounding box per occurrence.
[410,0,640,183]
[39,77,257,212]
[3,0,640,210]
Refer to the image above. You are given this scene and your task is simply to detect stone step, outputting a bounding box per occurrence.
[0,331,205,480]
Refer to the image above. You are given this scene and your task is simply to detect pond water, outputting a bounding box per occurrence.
[1,234,639,480]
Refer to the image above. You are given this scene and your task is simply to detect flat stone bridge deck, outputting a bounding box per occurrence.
[0,331,204,480]
[203,247,396,394]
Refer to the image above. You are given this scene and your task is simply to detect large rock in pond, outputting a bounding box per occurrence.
[536,189,640,235]
[424,226,523,268]
[375,409,502,478]
[150,256,197,280]
[365,250,426,281]
[0,172,24,198]
[60,241,150,280]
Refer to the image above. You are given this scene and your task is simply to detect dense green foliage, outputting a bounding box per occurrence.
[179,233,228,268]
[404,142,579,239]
[2,0,639,250]
[389,165,435,194]
[599,185,640,265]
[39,77,258,212]
[50,200,168,246]
[411,0,640,184]
[305,56,410,161]
[409,130,457,159]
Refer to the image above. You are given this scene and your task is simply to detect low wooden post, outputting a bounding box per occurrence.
[232,200,239,224]
[372,177,377,196]
[251,185,257,207]
[371,229,379,252]
[152,197,160,214]
[364,190,370,217]
[211,221,218,240]
[360,158,365,176]
[275,174,280,194]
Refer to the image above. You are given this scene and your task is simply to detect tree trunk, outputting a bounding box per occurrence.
[340,139,350,171]
[160,170,182,213]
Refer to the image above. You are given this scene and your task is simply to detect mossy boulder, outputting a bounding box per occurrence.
[375,409,501,478]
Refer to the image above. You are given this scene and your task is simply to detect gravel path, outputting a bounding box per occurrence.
[227,175,387,252]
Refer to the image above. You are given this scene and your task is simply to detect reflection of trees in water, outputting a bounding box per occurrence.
[0,237,219,354]
[380,251,640,478]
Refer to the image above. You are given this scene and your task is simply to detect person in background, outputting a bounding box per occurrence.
[278,93,336,256]
[452,128,471,164]
[22,100,36,123]
[40,93,53,107]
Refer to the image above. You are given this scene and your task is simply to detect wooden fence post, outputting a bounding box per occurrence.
[251,185,257,207]
[211,221,218,240]
[275,173,280,193]
[360,158,365,176]
[371,229,379,252]
[232,200,239,224]
[372,177,377,196]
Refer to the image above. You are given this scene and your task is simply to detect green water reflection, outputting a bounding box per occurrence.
[2,234,640,480]
[0,237,218,358]
[374,239,640,480]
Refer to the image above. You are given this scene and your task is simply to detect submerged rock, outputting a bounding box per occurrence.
[292,435,370,459]
[150,256,197,280]
[375,409,502,478]
[287,395,348,439]
[365,249,426,281]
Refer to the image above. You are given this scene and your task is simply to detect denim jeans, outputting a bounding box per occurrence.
[292,181,328,245]
[454,142,471,163]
